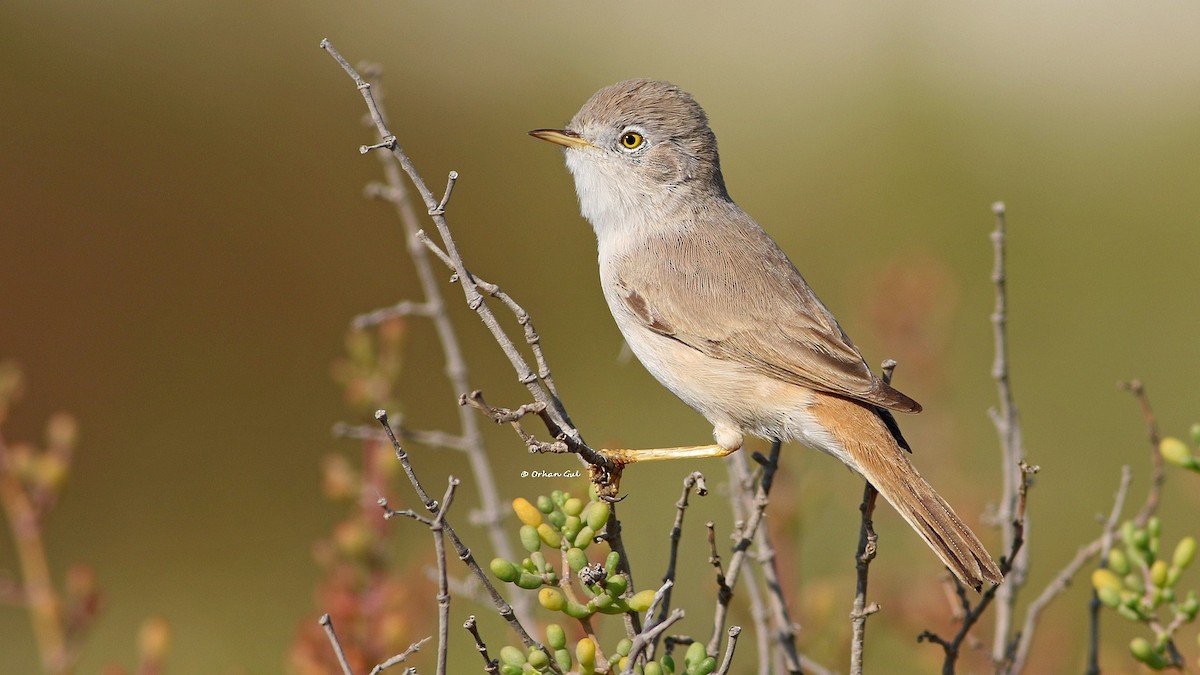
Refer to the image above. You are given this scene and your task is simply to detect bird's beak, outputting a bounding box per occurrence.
[529,128,592,149]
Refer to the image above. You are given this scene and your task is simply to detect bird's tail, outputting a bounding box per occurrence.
[811,394,1004,590]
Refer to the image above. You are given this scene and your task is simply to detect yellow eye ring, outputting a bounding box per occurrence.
[620,131,644,150]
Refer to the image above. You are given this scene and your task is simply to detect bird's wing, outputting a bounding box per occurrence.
[611,208,921,414]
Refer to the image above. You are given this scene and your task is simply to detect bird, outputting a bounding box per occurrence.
[530,79,1002,590]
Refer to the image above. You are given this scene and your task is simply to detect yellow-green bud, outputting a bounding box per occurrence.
[563,516,582,543]
[1130,637,1167,668]
[537,523,562,549]
[500,645,527,666]
[1096,586,1122,609]
[1108,549,1131,576]
[516,572,544,590]
[695,656,718,674]
[574,525,596,549]
[564,497,584,517]
[1173,537,1197,570]
[551,490,565,506]
[565,601,593,620]
[605,551,621,575]
[537,494,555,513]
[1159,437,1194,468]
[1151,560,1169,588]
[606,574,629,597]
[616,638,633,657]
[546,624,566,650]
[539,587,565,611]
[520,525,542,553]
[586,501,611,531]
[499,665,523,675]
[590,593,614,611]
[490,558,520,583]
[685,641,708,666]
[513,497,543,527]
[644,662,663,675]
[628,589,657,613]
[528,649,549,670]
[1091,568,1123,594]
[567,547,589,572]
[554,648,571,671]
[576,637,596,668]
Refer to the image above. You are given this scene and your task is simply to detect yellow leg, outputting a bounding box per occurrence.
[600,444,739,464]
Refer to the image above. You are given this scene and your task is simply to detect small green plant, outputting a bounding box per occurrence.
[1091,429,1200,670]
[489,489,715,674]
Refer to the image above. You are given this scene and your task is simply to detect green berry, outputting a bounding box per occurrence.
[539,587,565,611]
[546,623,566,650]
[490,558,520,583]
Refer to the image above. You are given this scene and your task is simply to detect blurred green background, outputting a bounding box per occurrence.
[2,1,1199,673]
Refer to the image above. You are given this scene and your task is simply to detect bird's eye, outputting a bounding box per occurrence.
[620,131,644,150]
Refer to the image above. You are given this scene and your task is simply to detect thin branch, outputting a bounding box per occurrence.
[322,47,528,622]
[622,608,686,675]
[373,411,559,672]
[652,471,707,654]
[1084,466,1133,675]
[987,201,1031,664]
[464,615,499,674]
[920,462,1037,674]
[716,626,743,675]
[849,482,880,675]
[849,358,896,675]
[431,477,459,675]
[319,613,355,675]
[368,636,433,675]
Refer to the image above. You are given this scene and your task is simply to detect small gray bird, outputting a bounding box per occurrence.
[531,79,1002,590]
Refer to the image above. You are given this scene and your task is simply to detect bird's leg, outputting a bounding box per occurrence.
[588,444,740,501]
[600,444,739,463]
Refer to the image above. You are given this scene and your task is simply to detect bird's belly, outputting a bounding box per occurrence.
[613,318,850,464]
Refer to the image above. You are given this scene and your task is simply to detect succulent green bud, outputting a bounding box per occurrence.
[1117,604,1143,622]
[685,641,708,667]
[537,523,562,549]
[1108,549,1131,576]
[567,547,589,572]
[490,558,520,583]
[539,587,566,611]
[555,648,571,671]
[565,601,593,620]
[590,593,614,611]
[616,638,633,657]
[1124,572,1144,594]
[661,654,675,673]
[1120,520,1135,545]
[516,572,544,590]
[1151,560,1169,588]
[628,589,657,613]
[1092,568,1123,594]
[564,497,584,516]
[644,662,663,675]
[537,494,555,513]
[695,656,718,674]
[606,574,629,597]
[513,497,543,527]
[563,515,582,543]
[586,501,611,531]
[551,490,566,506]
[520,525,542,553]
[1173,537,1197,570]
[528,648,549,670]
[1159,437,1195,468]
[1133,527,1152,553]
[530,551,547,573]
[605,551,621,575]
[574,525,596,549]
[548,509,566,528]
[1096,586,1122,609]
[1181,590,1199,620]
[1130,637,1168,668]
[576,637,596,668]
[546,624,566,650]
[500,645,527,666]
[498,665,523,675]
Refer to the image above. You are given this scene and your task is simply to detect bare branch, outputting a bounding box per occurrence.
[368,636,433,675]
[319,613,355,675]
[464,615,499,674]
[987,201,1031,663]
